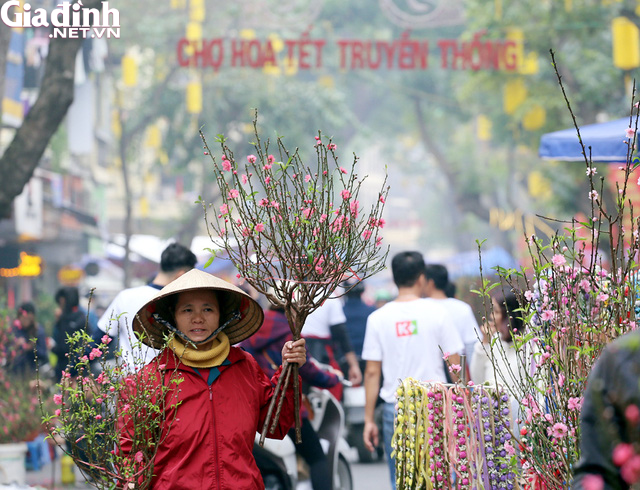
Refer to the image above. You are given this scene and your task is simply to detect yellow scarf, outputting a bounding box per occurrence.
[168,332,230,368]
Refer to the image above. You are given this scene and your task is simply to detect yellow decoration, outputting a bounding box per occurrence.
[121,55,137,87]
[528,171,552,199]
[146,125,162,149]
[268,33,284,53]
[186,22,202,42]
[612,17,640,70]
[522,105,546,131]
[186,81,202,114]
[111,110,122,138]
[171,0,187,8]
[240,29,256,40]
[263,62,281,76]
[477,115,492,141]
[519,52,539,75]
[565,0,572,10]
[140,196,150,217]
[503,78,528,115]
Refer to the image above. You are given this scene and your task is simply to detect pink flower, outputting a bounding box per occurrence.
[379,195,385,203]
[581,475,604,490]
[448,364,461,373]
[375,237,383,247]
[614,443,635,467]
[222,160,232,172]
[89,348,103,360]
[53,394,63,405]
[621,455,640,484]
[626,127,636,139]
[320,214,327,223]
[271,201,280,209]
[548,422,568,439]
[135,451,144,463]
[258,198,269,207]
[241,227,251,237]
[442,352,450,360]
[263,164,272,170]
[95,414,102,420]
[302,208,313,219]
[268,155,275,164]
[378,218,386,228]
[54,409,61,417]
[255,223,265,232]
[341,189,351,200]
[589,190,599,201]
[247,154,257,164]
[552,254,566,266]
[101,335,112,345]
[339,167,347,174]
[265,176,271,184]
[315,266,323,274]
[327,143,337,150]
[568,397,583,411]
[362,230,372,240]
[540,309,555,321]
[305,174,311,182]
[228,189,239,199]
[219,204,229,215]
[626,404,640,425]
[241,174,248,185]
[349,200,359,217]
[96,397,103,404]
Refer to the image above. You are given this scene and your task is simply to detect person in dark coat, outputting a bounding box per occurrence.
[242,304,340,490]
[52,287,88,380]
[572,329,640,489]
[10,301,49,375]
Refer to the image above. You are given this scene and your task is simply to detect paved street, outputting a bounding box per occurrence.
[352,459,392,490]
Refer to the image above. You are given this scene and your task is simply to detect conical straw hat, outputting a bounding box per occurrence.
[133,269,264,348]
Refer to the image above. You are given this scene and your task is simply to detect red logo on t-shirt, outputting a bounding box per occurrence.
[395,320,417,337]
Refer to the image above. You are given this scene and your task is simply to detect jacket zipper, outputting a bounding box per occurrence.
[209,384,222,490]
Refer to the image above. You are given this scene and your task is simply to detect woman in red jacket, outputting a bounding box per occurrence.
[122,268,306,489]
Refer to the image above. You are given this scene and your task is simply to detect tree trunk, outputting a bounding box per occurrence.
[0,0,102,218]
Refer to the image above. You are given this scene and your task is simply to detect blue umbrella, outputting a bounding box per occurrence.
[539,117,635,162]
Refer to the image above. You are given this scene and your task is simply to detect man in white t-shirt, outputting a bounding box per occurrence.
[362,251,463,489]
[303,294,363,386]
[423,263,481,368]
[98,242,197,371]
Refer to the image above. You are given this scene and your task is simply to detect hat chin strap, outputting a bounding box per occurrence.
[152,311,241,346]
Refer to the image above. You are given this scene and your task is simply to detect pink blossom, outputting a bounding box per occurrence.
[265,176,271,185]
[362,230,372,240]
[54,409,61,417]
[379,195,385,203]
[242,227,251,237]
[95,414,102,420]
[315,266,323,274]
[540,309,555,321]
[96,397,103,404]
[375,237,383,247]
[442,352,450,360]
[568,397,583,411]
[271,201,280,209]
[320,214,328,223]
[135,451,144,463]
[219,204,229,215]
[305,174,311,182]
[597,292,610,303]
[341,189,351,200]
[626,404,640,424]
[580,279,591,292]
[255,223,265,233]
[448,364,461,373]
[615,443,637,467]
[302,208,313,219]
[263,164,272,170]
[53,394,63,405]
[241,174,248,185]
[548,422,568,439]
[581,475,604,490]
[589,190,599,201]
[228,189,240,199]
[339,167,347,174]
[327,143,337,150]
[222,160,232,172]
[247,154,257,164]
[626,127,636,139]
[89,348,103,360]
[621,454,640,483]
[268,155,275,164]
[586,167,597,176]
[552,254,566,266]
[258,198,269,207]
[524,290,534,301]
[101,335,112,345]
[349,200,359,217]
[378,218,386,228]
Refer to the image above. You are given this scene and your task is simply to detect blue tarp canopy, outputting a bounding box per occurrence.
[539,117,635,162]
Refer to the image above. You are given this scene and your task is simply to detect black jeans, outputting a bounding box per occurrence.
[289,417,331,490]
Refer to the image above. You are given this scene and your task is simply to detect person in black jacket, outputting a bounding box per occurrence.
[572,329,640,489]
[10,301,49,375]
[52,286,88,381]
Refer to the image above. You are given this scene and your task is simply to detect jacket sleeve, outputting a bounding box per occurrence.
[299,356,340,388]
[256,361,302,440]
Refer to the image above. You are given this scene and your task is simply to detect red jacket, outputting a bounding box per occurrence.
[120,346,300,489]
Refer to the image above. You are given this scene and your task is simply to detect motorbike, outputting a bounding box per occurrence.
[254,383,354,490]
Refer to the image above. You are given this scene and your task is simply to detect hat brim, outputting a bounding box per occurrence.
[132,269,264,348]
